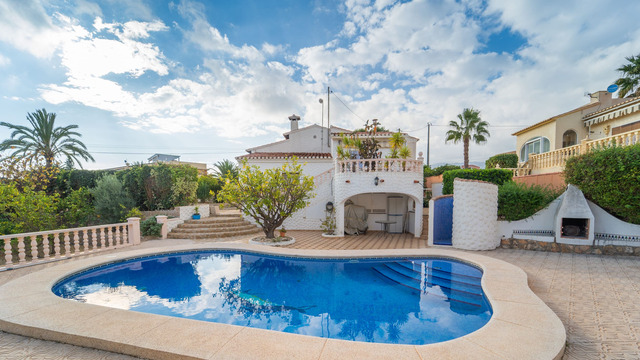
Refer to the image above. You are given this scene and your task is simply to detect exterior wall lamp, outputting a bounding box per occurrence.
[374,176,379,186]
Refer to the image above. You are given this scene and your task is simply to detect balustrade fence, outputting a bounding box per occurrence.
[0,218,141,271]
[336,158,422,174]
[511,128,640,175]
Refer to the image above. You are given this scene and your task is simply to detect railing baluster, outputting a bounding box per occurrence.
[108,227,113,248]
[30,236,38,263]
[73,231,80,255]
[63,232,71,258]
[17,237,26,263]
[100,227,106,249]
[114,226,121,248]
[4,238,12,268]
[43,234,50,261]
[53,233,61,259]
[80,230,87,254]
[122,225,128,245]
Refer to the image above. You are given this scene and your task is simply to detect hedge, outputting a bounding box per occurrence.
[442,169,513,194]
[498,181,562,221]
[485,153,518,169]
[564,144,640,224]
[423,164,460,178]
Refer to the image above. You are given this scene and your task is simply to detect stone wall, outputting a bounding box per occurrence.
[500,238,640,256]
[452,179,498,250]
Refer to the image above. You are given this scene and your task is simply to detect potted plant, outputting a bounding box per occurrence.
[192,206,201,220]
[278,227,287,237]
[321,212,336,235]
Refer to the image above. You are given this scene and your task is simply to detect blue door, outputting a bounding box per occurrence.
[433,196,453,245]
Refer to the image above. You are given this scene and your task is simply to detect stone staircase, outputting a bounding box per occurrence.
[168,213,261,240]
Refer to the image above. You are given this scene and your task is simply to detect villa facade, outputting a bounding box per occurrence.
[512,91,640,175]
[236,115,424,237]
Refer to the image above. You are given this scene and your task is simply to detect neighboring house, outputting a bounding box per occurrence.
[237,115,425,237]
[512,91,640,175]
[148,153,208,176]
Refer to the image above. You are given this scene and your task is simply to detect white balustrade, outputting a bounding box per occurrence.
[0,218,141,271]
[335,158,422,174]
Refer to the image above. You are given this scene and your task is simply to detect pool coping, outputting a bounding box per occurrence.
[0,243,566,360]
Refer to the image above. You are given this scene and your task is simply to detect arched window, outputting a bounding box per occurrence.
[520,136,550,161]
[562,130,577,147]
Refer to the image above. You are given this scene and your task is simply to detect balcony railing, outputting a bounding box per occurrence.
[335,158,422,174]
[1,218,141,271]
[525,128,640,173]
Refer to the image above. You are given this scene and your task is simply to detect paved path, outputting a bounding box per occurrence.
[1,233,638,359]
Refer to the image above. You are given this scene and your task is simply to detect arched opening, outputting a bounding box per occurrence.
[520,136,550,161]
[562,130,577,147]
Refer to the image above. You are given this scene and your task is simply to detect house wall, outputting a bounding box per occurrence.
[589,109,640,139]
[515,121,556,161]
[554,111,588,149]
[250,126,330,153]
[513,172,565,190]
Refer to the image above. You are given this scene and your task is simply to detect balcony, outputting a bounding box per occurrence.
[507,128,640,176]
[335,158,422,174]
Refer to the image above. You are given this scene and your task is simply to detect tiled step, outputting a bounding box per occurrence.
[371,265,483,307]
[168,214,261,239]
[168,227,261,239]
[385,262,481,294]
[394,261,482,282]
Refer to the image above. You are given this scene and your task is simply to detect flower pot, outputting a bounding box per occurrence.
[279,231,287,237]
[192,214,201,220]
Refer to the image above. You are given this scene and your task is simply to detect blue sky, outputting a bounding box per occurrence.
[1,0,639,170]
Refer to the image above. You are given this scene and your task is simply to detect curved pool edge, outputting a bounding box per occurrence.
[0,243,566,360]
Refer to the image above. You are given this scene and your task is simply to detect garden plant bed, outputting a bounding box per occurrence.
[249,236,295,246]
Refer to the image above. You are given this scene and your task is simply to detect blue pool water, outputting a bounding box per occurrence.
[53,251,492,345]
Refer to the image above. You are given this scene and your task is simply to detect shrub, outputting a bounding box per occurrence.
[57,187,95,227]
[424,164,460,178]
[140,216,162,237]
[442,169,513,194]
[485,153,518,169]
[171,177,198,206]
[91,175,134,223]
[55,169,113,196]
[197,175,220,202]
[565,144,640,224]
[124,207,143,219]
[0,182,58,234]
[498,181,562,221]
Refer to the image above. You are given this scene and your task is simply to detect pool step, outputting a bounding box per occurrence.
[394,261,482,282]
[389,262,482,289]
[168,214,261,240]
[371,265,483,307]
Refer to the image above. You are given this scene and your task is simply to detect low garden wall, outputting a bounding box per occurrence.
[500,238,640,256]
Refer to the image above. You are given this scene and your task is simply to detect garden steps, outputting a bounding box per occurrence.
[168,214,261,240]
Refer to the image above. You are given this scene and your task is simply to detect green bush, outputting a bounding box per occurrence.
[120,163,198,210]
[0,182,58,235]
[498,181,562,221]
[424,164,460,178]
[197,175,220,202]
[140,216,162,237]
[171,177,198,206]
[565,144,640,224]
[57,187,95,227]
[55,169,113,196]
[442,169,513,194]
[90,175,134,223]
[485,153,518,169]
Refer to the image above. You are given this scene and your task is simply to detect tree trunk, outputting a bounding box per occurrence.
[265,227,275,238]
[463,137,470,169]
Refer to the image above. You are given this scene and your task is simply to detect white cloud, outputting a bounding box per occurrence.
[0,53,9,66]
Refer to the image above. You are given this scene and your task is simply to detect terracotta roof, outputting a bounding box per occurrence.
[511,102,600,136]
[582,96,640,120]
[236,152,332,160]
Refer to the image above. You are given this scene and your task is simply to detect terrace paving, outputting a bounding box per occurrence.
[1,230,638,359]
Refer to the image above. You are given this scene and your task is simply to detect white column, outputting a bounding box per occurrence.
[156,215,168,239]
[127,217,141,245]
[413,205,423,238]
[335,202,345,236]
[452,179,499,250]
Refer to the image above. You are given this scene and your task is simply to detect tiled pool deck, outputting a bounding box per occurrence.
[0,231,638,359]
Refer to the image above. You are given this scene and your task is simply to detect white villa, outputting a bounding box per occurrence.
[236,115,425,237]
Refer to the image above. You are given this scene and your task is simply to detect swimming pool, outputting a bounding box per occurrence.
[53,251,492,345]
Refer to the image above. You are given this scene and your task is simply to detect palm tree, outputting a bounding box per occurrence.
[212,159,239,180]
[615,54,640,98]
[0,108,94,170]
[445,108,490,169]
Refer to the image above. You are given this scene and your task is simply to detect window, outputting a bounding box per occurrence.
[520,136,550,161]
[562,130,577,147]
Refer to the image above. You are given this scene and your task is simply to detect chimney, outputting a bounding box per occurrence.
[288,114,300,131]
[590,90,612,105]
